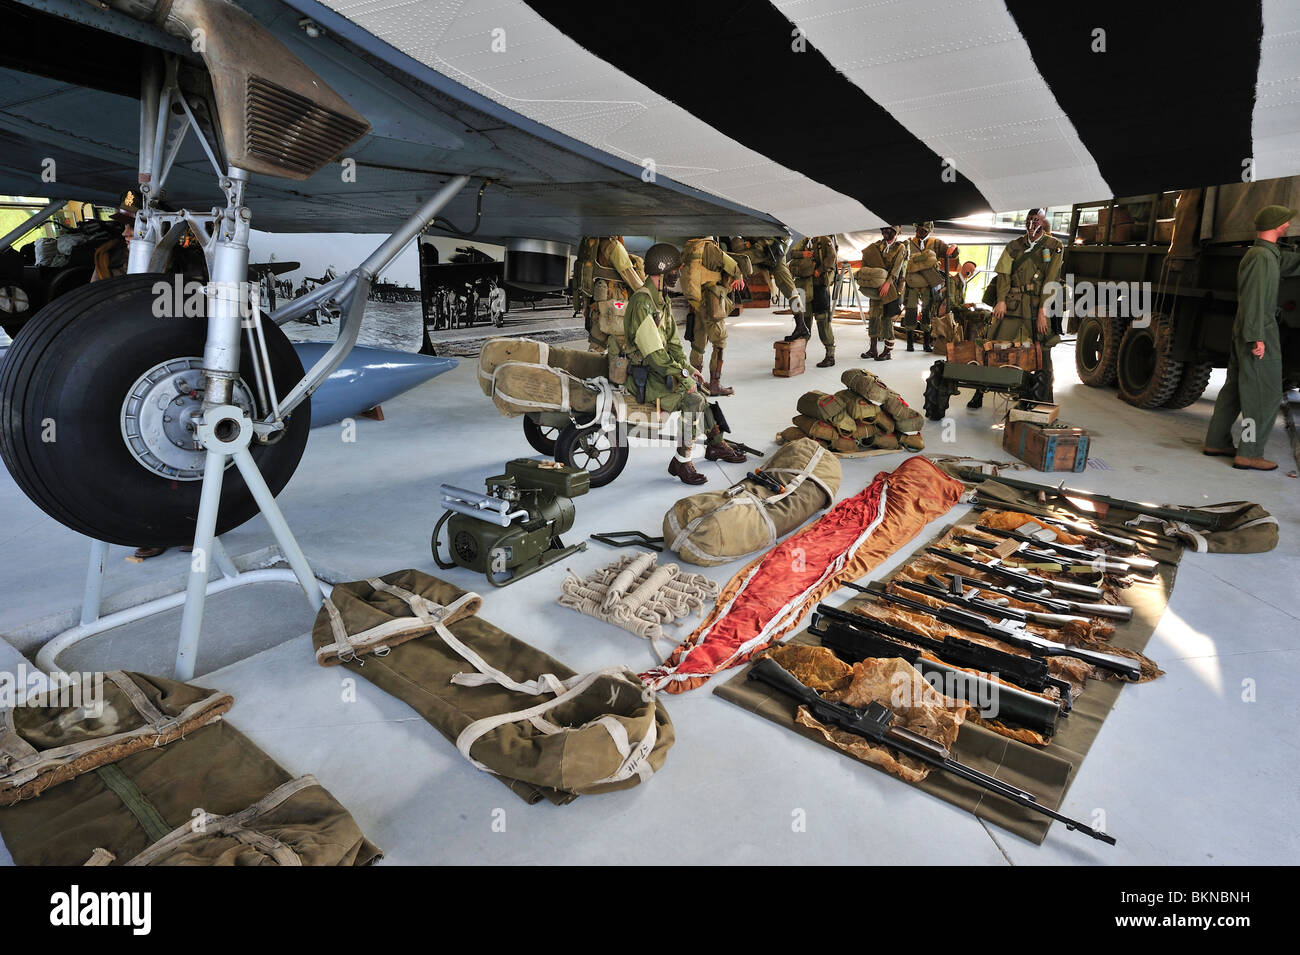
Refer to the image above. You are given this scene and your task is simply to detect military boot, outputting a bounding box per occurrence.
[707,355,734,397]
[861,338,879,360]
[1232,456,1278,471]
[669,453,707,485]
[705,439,747,463]
[923,328,933,352]
[783,313,811,342]
[966,389,984,409]
[876,341,893,361]
[817,346,835,368]
[906,330,916,352]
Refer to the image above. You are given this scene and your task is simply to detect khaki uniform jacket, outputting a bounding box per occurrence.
[994,233,1064,320]
[788,236,836,286]
[624,281,691,402]
[860,239,910,305]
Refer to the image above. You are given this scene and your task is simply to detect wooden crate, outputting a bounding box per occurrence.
[1003,418,1089,472]
[1007,400,1060,425]
[983,341,1041,371]
[745,273,771,309]
[946,340,982,364]
[773,338,806,377]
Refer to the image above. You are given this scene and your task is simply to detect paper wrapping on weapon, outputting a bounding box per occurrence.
[771,651,970,783]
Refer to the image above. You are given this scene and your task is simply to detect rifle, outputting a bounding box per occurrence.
[953,469,1224,530]
[972,524,1159,577]
[950,533,1123,579]
[929,572,1133,622]
[810,611,1065,734]
[814,603,1072,706]
[886,577,1090,629]
[925,546,1105,600]
[969,504,1153,554]
[747,657,1116,845]
[863,584,1142,681]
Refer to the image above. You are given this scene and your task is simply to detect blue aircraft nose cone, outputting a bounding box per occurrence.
[291,342,458,427]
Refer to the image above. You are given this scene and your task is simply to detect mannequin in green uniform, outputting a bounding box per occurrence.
[859,225,909,361]
[786,235,838,367]
[623,243,747,485]
[902,221,949,352]
[970,208,1062,408]
[1203,204,1300,471]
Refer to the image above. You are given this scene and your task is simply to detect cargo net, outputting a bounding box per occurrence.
[778,368,926,454]
[559,554,720,657]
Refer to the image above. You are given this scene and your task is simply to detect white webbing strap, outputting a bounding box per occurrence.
[438,622,658,785]
[315,584,480,664]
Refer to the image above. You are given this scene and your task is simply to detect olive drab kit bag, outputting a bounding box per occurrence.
[782,370,925,453]
[312,570,674,804]
[0,672,380,865]
[478,336,607,418]
[663,437,843,566]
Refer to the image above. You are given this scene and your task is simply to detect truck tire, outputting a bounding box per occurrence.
[923,359,950,420]
[1163,361,1214,409]
[1074,314,1122,387]
[1116,315,1182,408]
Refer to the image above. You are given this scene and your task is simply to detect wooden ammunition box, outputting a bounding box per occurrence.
[773,338,806,377]
[1002,418,1089,472]
[946,340,983,364]
[983,341,1041,372]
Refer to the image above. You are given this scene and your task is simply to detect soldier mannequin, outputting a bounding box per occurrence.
[682,236,746,396]
[730,236,799,314]
[971,209,1063,408]
[902,221,949,352]
[1203,204,1300,471]
[786,234,839,367]
[574,236,645,352]
[859,225,910,361]
[930,252,977,351]
[623,243,746,485]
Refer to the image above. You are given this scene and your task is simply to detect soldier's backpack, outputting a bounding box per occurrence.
[663,438,842,566]
[796,389,857,435]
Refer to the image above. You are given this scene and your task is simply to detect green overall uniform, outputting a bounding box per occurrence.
[623,281,717,448]
[732,237,796,300]
[683,238,743,376]
[788,236,838,350]
[1205,239,1300,457]
[902,234,949,332]
[861,239,910,341]
[992,232,1064,391]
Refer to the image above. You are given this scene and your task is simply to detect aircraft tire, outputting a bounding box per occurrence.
[0,274,310,546]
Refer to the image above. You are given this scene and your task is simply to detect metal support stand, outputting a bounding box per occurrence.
[36,52,471,679]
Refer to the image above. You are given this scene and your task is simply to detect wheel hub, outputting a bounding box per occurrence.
[120,357,254,480]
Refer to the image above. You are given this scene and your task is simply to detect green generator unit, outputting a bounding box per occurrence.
[433,459,590,586]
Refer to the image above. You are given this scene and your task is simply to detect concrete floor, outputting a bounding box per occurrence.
[1,307,1297,864]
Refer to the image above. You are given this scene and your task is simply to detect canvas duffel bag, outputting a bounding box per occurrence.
[881,392,925,435]
[793,414,836,442]
[478,337,607,396]
[663,437,842,566]
[491,361,599,418]
[854,265,888,300]
[796,390,857,434]
[836,389,878,422]
[0,672,379,866]
[840,367,890,405]
[313,571,674,804]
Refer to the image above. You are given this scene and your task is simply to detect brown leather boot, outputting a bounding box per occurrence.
[707,376,734,397]
[1232,456,1278,471]
[783,313,811,342]
[705,439,747,463]
[1201,445,1235,457]
[669,455,707,484]
[816,348,835,368]
[875,343,893,361]
[861,338,879,360]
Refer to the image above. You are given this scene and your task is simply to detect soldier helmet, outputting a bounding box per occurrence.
[643,243,682,276]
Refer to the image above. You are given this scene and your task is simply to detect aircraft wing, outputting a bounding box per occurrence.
[3,0,1300,239]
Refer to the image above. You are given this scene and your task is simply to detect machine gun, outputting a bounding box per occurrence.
[810,610,1065,734]
[433,459,588,586]
[889,577,1089,629]
[863,583,1143,681]
[814,603,1072,706]
[971,524,1159,577]
[747,657,1115,844]
[969,504,1155,554]
[925,546,1105,600]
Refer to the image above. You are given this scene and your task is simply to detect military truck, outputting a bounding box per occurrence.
[1064,178,1300,408]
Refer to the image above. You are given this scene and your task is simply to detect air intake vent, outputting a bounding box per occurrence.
[245,76,369,178]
